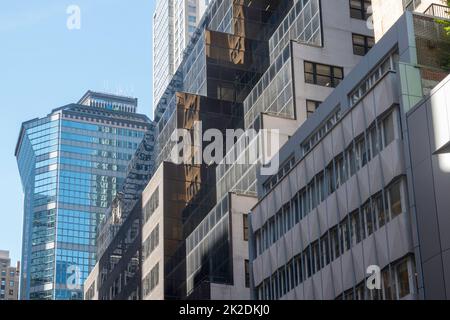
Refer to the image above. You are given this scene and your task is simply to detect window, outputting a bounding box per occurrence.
[382,269,394,300]
[355,135,369,169]
[330,226,340,260]
[396,260,410,298]
[350,0,372,20]
[382,113,395,147]
[350,210,362,245]
[352,34,375,56]
[304,61,344,88]
[369,124,382,158]
[242,260,250,289]
[306,100,321,118]
[388,181,402,219]
[143,263,159,297]
[243,214,249,241]
[340,218,351,252]
[374,193,388,228]
[336,154,347,188]
[347,144,357,177]
[362,201,374,237]
[321,234,330,266]
[326,162,336,195]
[144,187,159,223]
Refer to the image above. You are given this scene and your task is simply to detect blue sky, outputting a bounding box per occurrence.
[0,1,156,264]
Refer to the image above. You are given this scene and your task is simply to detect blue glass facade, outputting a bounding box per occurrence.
[16,100,150,300]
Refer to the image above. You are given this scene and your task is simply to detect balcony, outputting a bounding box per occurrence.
[423,3,450,19]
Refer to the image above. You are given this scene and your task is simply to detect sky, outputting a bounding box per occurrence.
[0,0,156,264]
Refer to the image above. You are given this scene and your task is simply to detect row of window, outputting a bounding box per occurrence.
[257,108,398,255]
[143,187,159,224]
[349,53,398,107]
[257,255,414,300]
[143,224,160,261]
[61,132,139,150]
[255,178,405,300]
[301,108,343,157]
[337,257,414,300]
[263,109,342,194]
[61,144,133,161]
[62,120,145,138]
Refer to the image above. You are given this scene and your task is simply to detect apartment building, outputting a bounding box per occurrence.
[0,251,20,300]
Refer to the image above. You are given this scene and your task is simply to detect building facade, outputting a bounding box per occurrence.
[16,91,151,300]
[85,128,155,301]
[85,0,450,301]
[145,0,373,300]
[0,251,20,300]
[153,0,210,108]
[249,8,450,300]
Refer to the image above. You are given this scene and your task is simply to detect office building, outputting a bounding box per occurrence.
[153,0,210,108]
[0,251,20,300]
[16,91,151,300]
[145,0,372,300]
[249,8,450,300]
[85,0,450,301]
[85,128,155,300]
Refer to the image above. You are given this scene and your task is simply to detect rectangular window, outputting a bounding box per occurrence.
[330,226,340,260]
[355,135,370,169]
[347,145,357,177]
[245,260,250,288]
[383,113,395,147]
[243,214,249,241]
[396,260,410,298]
[369,124,382,158]
[388,181,403,219]
[336,154,347,188]
[363,201,374,236]
[350,0,372,20]
[306,100,321,118]
[382,269,394,300]
[352,33,375,56]
[144,187,159,223]
[340,218,350,252]
[350,210,362,245]
[374,193,388,228]
[304,61,344,88]
[321,234,330,267]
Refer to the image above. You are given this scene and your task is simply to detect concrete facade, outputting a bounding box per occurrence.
[249,10,450,300]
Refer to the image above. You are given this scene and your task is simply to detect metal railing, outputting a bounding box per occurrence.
[424,3,450,19]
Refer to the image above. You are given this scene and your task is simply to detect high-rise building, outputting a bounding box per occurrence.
[249,8,450,300]
[85,127,155,301]
[85,0,450,301]
[153,0,210,108]
[0,251,20,300]
[16,91,152,300]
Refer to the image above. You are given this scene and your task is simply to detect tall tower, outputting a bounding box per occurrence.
[152,0,210,108]
[16,91,152,300]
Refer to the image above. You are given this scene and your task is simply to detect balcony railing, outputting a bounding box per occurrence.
[424,3,450,20]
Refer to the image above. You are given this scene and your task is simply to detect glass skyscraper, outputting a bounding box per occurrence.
[15,91,151,300]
